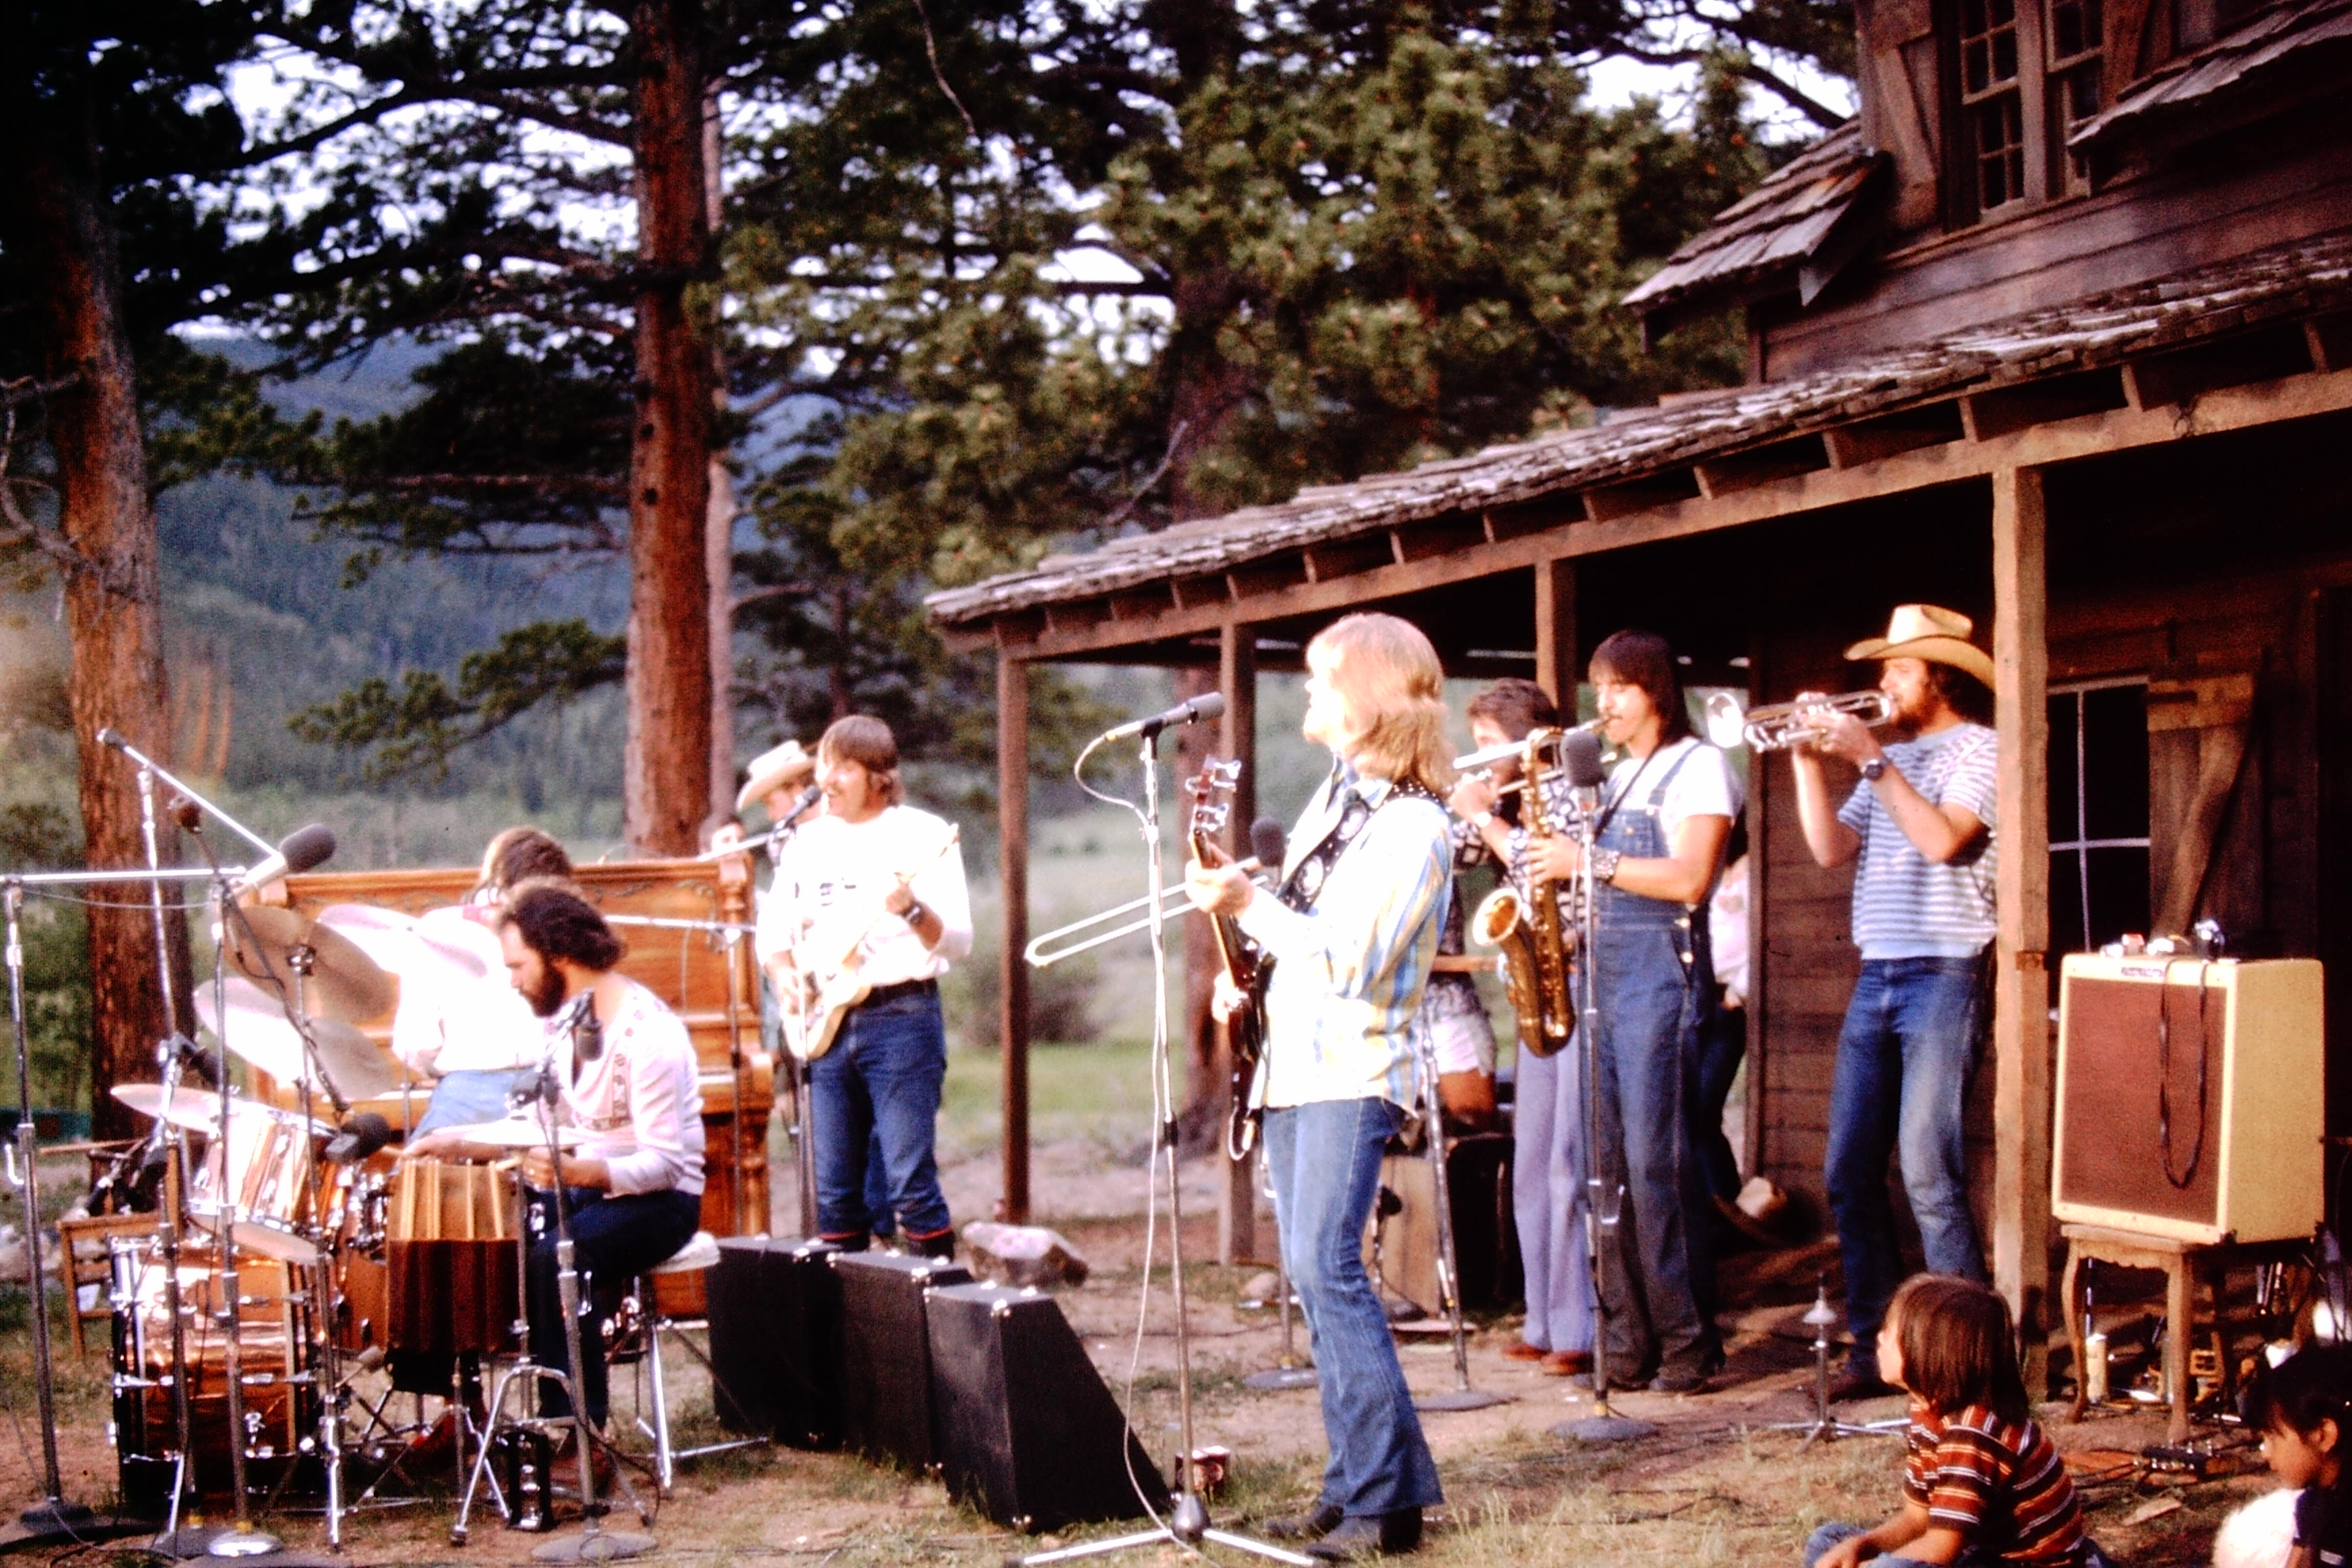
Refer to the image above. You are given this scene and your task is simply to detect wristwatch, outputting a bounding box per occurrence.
[1860,756,1889,783]
[1590,848,1623,885]
[904,899,929,926]
[1469,810,1496,831]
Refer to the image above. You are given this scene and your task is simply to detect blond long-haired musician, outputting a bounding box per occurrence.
[758,716,972,1257]
[1186,612,1449,1560]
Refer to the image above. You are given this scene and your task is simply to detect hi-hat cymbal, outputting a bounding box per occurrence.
[223,904,396,1024]
[430,1116,589,1151]
[195,976,406,1100]
[111,1083,333,1138]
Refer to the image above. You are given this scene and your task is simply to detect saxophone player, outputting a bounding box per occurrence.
[1446,678,1594,1377]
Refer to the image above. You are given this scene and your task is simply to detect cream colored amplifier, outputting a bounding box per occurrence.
[2051,954,2322,1245]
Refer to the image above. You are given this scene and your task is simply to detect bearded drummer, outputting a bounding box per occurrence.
[406,881,704,1432]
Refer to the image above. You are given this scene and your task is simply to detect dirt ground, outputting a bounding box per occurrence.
[0,1137,2274,1568]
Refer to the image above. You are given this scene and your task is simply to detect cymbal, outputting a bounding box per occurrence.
[223,904,396,1024]
[111,1083,333,1138]
[431,1116,589,1151]
[318,902,496,983]
[196,975,406,1100]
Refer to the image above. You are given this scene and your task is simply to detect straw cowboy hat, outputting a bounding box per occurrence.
[1844,604,1996,690]
[734,739,816,816]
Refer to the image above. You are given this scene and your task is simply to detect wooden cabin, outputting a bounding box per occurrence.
[927,0,2352,1375]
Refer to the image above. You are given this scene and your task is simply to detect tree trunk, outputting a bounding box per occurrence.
[703,84,737,826]
[1,94,191,1141]
[623,0,716,854]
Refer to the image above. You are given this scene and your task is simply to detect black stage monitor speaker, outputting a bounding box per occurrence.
[707,1236,843,1448]
[924,1282,1169,1531]
[833,1251,971,1472]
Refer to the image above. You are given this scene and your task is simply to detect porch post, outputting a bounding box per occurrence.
[998,650,1032,1224]
[1990,467,2052,1386]
[1534,557,1578,709]
[1217,622,1261,1264]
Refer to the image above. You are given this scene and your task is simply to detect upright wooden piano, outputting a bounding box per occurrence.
[267,853,774,1308]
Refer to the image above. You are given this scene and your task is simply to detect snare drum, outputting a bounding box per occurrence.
[186,1101,322,1265]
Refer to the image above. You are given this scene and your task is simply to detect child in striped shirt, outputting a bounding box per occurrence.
[1805,1275,2110,1568]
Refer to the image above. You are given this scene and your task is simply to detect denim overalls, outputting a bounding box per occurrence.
[1587,741,1723,1382]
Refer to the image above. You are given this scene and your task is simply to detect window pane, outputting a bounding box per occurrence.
[2051,851,2091,953]
[1966,37,1991,91]
[2081,684,2150,840]
[2084,846,2152,950]
[2047,692,2082,836]
[1977,96,2024,208]
[1993,26,2019,79]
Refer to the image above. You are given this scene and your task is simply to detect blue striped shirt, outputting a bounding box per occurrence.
[1237,771,1453,1109]
[1837,722,1999,958]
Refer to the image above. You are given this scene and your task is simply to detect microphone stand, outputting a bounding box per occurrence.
[137,768,200,1550]
[1016,727,1308,1568]
[1552,768,1655,1443]
[1409,1020,1511,1413]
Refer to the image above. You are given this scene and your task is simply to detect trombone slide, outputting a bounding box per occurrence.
[1023,860,1270,968]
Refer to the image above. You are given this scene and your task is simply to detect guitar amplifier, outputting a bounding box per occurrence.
[2052,954,2323,1244]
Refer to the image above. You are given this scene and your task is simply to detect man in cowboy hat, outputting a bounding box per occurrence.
[1784,604,1999,1402]
[737,738,819,826]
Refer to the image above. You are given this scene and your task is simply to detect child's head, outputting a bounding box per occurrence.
[2250,1344,2352,1490]
[1880,1273,2030,1423]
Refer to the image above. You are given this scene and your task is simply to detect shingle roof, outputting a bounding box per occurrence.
[1620,123,1885,322]
[927,228,2352,631]
[2072,0,2352,149]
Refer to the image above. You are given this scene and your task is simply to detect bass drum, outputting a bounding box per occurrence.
[108,1236,318,1515]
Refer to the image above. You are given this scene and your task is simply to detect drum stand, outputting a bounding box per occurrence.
[1768,1278,1907,1445]
[1409,1024,1511,1414]
[1242,1157,1315,1392]
[452,1051,652,1561]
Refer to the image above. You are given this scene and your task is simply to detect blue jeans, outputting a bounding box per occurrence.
[1263,1098,1442,1517]
[1511,1043,1594,1355]
[1825,954,1991,1359]
[808,986,952,1244]
[412,1068,543,1138]
[527,1185,702,1424]
[1802,1522,2110,1568]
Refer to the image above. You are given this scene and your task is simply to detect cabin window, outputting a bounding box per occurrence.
[2047,0,2104,195]
[1961,0,2028,211]
[2048,679,2151,954]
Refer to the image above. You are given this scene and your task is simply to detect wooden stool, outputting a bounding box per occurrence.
[2060,1222,2310,1444]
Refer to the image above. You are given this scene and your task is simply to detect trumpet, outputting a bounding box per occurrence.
[1022,860,1271,968]
[1452,718,1605,778]
[1703,689,1897,752]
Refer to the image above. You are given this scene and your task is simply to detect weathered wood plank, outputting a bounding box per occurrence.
[1534,559,1577,708]
[999,651,1032,1224]
[1992,465,2053,1389]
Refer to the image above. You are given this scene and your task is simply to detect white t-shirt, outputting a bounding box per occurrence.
[758,804,973,987]
[559,981,706,1197]
[1710,854,1751,1002]
[388,907,551,1075]
[1602,736,1743,857]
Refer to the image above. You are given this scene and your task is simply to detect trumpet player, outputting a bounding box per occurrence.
[1525,631,1739,1393]
[1446,678,1594,1377]
[1784,604,1997,1403]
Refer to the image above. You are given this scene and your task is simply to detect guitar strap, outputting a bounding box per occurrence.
[1275,775,1442,916]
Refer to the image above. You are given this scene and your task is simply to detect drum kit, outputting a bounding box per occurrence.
[3,730,649,1560]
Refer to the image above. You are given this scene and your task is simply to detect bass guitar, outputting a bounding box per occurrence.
[1185,760,1269,1160]
[780,825,961,1061]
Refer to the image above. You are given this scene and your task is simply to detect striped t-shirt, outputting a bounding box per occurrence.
[1837,722,1998,959]
[1900,1402,2088,1564]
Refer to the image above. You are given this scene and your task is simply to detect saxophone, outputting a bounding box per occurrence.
[1469,727,1575,1057]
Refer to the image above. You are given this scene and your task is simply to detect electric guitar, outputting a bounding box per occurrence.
[780,826,961,1061]
[1186,760,1269,1160]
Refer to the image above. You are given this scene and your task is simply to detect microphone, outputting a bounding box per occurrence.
[1250,817,1287,871]
[778,783,823,828]
[157,1032,224,1090]
[1101,692,1227,744]
[96,726,128,752]
[323,1112,393,1166]
[168,795,202,834]
[230,823,337,898]
[1561,729,1606,789]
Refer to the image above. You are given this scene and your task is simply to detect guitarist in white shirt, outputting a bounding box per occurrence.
[757,715,972,1256]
